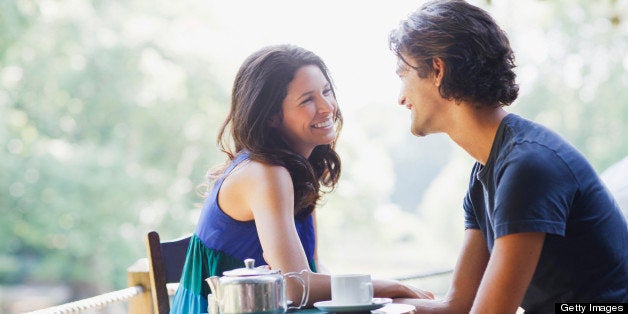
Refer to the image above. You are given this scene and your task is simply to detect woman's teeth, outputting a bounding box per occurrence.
[313,118,333,128]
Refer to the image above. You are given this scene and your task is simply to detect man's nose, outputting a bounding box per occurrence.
[398,94,407,106]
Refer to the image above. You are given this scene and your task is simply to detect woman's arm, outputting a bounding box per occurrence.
[222,161,433,306]
[373,278,434,300]
[226,161,329,305]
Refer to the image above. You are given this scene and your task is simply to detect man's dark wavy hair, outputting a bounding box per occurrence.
[211,44,342,219]
[389,0,519,107]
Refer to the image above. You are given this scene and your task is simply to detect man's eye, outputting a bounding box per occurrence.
[323,88,332,95]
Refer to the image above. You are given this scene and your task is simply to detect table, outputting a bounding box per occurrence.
[202,303,416,314]
[296,303,416,314]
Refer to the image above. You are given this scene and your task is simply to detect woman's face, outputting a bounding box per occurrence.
[276,65,337,158]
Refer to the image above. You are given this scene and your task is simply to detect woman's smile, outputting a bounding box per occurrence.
[312,115,335,129]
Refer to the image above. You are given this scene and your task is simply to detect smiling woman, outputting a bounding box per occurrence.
[168,44,431,313]
[168,44,342,313]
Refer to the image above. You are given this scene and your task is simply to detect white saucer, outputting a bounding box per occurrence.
[313,298,392,312]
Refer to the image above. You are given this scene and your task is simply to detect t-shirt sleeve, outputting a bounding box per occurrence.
[464,191,480,230]
[492,144,576,238]
[464,164,481,230]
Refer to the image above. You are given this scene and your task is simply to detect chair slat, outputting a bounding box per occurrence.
[145,231,191,314]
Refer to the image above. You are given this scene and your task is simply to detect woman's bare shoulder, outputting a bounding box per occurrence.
[221,159,293,200]
[219,159,294,220]
[234,159,290,183]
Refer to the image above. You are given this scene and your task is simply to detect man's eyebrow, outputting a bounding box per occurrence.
[396,63,408,75]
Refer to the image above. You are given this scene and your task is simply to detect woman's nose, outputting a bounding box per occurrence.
[317,97,335,113]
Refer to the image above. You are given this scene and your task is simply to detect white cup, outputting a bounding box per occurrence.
[331,274,373,305]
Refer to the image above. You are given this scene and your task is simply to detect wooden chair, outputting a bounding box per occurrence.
[145,230,191,314]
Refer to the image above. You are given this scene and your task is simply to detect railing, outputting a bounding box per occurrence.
[22,258,452,314]
[23,258,153,314]
[392,269,454,281]
[24,286,145,314]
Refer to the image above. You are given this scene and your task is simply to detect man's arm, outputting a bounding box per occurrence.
[470,232,545,314]
[395,229,490,313]
[397,230,544,313]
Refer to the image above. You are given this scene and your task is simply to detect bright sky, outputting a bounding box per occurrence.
[204,0,425,118]
[198,0,561,102]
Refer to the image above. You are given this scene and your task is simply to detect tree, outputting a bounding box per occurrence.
[0,0,227,297]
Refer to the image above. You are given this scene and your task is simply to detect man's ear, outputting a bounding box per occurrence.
[432,57,445,87]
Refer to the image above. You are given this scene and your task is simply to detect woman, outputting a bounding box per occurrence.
[170,44,432,313]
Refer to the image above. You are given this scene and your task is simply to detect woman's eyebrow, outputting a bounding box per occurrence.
[296,83,330,101]
[296,90,314,102]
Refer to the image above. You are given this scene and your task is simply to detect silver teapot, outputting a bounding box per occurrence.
[206,258,309,314]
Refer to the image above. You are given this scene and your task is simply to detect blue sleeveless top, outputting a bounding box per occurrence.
[170,151,317,314]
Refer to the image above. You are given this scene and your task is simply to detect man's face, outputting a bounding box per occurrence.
[395,53,446,137]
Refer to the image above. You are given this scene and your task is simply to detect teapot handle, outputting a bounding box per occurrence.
[283,270,310,310]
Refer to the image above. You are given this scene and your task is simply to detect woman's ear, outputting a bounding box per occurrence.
[432,57,445,87]
[269,115,280,127]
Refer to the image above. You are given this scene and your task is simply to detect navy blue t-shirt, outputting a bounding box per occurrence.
[464,114,628,313]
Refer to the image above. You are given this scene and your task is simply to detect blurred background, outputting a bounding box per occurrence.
[1,0,627,312]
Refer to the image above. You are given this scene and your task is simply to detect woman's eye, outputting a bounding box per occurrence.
[322,88,332,96]
[300,97,313,105]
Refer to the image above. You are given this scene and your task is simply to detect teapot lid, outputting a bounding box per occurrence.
[222,258,280,277]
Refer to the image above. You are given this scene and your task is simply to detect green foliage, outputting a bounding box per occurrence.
[509,0,628,172]
[1,0,226,296]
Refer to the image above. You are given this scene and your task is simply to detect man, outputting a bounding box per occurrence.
[388,1,628,313]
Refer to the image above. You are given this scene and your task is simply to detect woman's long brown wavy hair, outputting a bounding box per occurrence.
[209,44,342,219]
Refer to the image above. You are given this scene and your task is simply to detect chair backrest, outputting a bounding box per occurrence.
[145,230,191,314]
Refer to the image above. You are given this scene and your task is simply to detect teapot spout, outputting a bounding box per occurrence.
[206,276,221,297]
